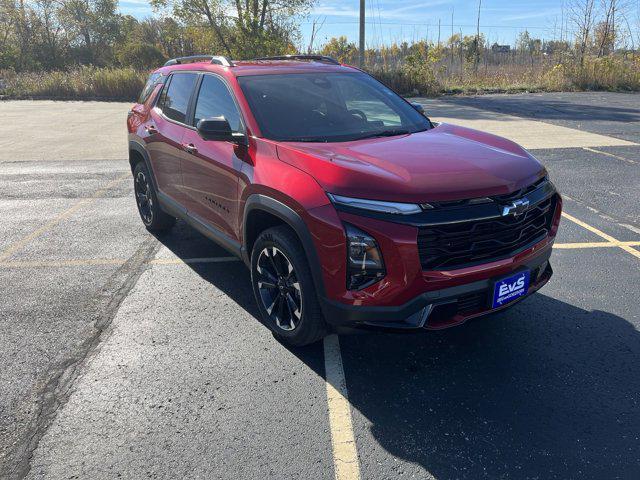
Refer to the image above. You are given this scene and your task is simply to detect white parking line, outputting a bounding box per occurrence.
[324,334,361,480]
[621,224,640,236]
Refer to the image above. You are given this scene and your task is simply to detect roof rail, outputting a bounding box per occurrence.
[253,55,340,65]
[163,55,234,67]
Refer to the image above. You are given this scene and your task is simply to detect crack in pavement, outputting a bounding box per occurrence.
[1,236,160,480]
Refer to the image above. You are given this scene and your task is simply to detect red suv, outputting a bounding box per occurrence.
[127,54,562,345]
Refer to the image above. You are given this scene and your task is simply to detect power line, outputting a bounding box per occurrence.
[301,20,554,31]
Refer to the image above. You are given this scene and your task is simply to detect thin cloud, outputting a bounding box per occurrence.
[501,9,560,21]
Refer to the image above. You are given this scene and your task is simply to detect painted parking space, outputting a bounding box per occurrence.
[0,95,639,479]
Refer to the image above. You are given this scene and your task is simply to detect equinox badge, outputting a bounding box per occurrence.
[502,198,530,217]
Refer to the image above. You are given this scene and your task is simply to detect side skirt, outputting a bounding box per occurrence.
[157,191,243,259]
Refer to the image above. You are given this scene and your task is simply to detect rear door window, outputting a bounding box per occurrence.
[160,73,197,124]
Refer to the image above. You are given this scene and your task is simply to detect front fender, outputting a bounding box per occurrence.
[242,194,327,298]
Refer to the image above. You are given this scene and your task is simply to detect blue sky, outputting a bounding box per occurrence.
[119,0,567,48]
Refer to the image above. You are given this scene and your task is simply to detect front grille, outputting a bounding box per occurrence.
[418,194,557,271]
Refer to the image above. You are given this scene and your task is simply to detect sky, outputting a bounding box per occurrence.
[118,0,570,48]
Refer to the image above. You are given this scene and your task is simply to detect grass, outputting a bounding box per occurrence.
[1,55,639,101]
[373,55,640,96]
[0,66,146,101]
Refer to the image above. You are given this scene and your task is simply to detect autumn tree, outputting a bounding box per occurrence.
[150,0,315,58]
[320,36,357,63]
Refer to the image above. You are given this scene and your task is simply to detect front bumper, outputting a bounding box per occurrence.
[320,248,553,330]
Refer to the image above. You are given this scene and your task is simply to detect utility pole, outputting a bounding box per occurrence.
[475,0,482,69]
[450,8,454,67]
[359,0,365,67]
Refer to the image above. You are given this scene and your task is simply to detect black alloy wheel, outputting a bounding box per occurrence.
[250,226,328,346]
[256,246,303,331]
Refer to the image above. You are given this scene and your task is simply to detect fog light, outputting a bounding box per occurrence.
[345,223,385,290]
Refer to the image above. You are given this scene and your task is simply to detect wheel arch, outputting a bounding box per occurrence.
[129,141,158,191]
[242,195,326,297]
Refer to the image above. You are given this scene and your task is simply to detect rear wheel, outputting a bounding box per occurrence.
[133,161,175,232]
[251,226,328,346]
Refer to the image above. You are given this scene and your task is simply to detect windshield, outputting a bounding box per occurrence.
[237,72,431,142]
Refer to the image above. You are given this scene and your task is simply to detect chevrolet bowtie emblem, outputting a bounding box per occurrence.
[502,198,530,217]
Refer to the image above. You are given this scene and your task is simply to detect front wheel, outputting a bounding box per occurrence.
[251,226,328,346]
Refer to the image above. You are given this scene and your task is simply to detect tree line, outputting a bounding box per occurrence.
[1,0,638,96]
[0,0,313,71]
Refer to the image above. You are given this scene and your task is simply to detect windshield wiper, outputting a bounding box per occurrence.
[280,136,330,142]
[353,129,411,140]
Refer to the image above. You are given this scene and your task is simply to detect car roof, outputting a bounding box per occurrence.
[157,59,359,77]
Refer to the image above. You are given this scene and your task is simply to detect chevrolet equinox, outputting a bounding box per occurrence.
[127,54,562,346]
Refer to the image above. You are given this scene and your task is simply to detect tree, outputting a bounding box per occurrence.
[320,36,357,64]
[461,34,484,64]
[150,0,314,58]
[58,0,121,65]
[569,0,596,65]
[117,42,166,68]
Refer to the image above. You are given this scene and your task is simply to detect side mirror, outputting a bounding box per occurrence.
[197,116,244,143]
[411,102,425,115]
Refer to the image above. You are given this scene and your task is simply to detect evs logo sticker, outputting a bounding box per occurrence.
[492,270,530,309]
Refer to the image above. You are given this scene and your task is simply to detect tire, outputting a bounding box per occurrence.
[251,225,328,346]
[133,161,175,232]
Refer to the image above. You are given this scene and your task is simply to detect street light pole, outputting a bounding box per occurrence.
[359,0,365,67]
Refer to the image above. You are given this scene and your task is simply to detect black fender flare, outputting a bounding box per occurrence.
[242,194,327,298]
[128,140,159,192]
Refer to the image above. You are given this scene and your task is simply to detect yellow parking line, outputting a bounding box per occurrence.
[323,334,361,480]
[0,173,130,262]
[0,256,241,268]
[4,240,640,269]
[150,257,240,265]
[582,147,637,165]
[620,245,640,259]
[0,259,127,268]
[554,241,640,249]
[561,212,640,260]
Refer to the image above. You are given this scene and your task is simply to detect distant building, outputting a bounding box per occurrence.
[491,43,511,53]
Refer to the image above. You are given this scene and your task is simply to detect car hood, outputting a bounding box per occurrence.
[275,123,546,203]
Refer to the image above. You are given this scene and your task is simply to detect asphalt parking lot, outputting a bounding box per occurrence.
[0,92,639,479]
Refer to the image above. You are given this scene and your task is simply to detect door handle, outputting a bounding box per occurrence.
[144,125,158,135]
[182,143,198,154]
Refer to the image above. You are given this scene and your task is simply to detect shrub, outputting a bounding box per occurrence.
[2,53,639,101]
[117,43,166,69]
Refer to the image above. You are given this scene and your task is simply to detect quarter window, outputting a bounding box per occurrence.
[138,72,163,104]
[193,75,242,131]
[161,73,197,124]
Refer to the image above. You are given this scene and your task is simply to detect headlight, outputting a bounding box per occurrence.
[345,223,385,290]
[328,193,424,215]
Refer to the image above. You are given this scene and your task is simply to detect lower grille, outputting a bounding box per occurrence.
[418,194,557,271]
[457,291,487,314]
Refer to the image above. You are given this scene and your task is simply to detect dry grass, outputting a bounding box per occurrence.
[1,55,639,101]
[373,55,640,96]
[0,66,146,100]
